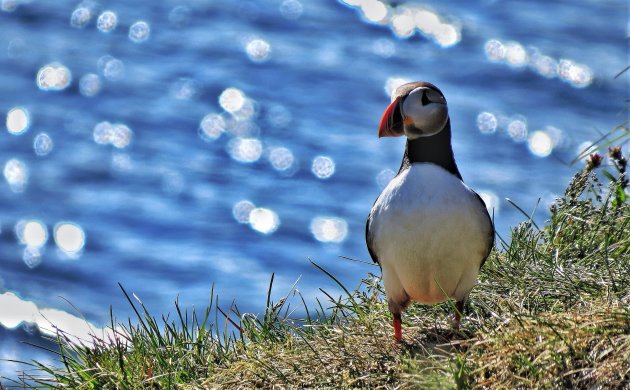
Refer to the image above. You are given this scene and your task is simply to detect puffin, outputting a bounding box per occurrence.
[365,81,494,342]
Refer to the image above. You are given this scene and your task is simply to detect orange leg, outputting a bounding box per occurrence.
[393,313,402,342]
[453,300,465,330]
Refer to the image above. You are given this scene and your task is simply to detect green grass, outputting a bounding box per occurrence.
[4,146,629,389]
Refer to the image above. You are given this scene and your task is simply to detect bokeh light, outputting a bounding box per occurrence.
[170,78,198,100]
[100,56,125,81]
[268,147,296,173]
[129,21,151,43]
[311,156,335,179]
[233,200,256,224]
[96,11,117,33]
[3,159,28,193]
[54,222,86,256]
[169,6,191,26]
[93,122,133,149]
[219,87,246,113]
[70,6,92,28]
[23,246,42,269]
[484,38,593,88]
[279,0,303,20]
[476,112,497,134]
[507,118,528,142]
[6,107,29,135]
[16,220,48,247]
[199,113,226,142]
[36,63,72,91]
[33,133,54,156]
[227,138,263,163]
[245,38,271,62]
[359,0,388,24]
[310,217,349,243]
[249,208,280,234]
[527,130,554,158]
[79,73,102,97]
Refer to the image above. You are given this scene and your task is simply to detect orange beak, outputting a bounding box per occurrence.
[378,98,404,138]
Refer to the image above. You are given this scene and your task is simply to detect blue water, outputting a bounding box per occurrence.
[0,0,627,382]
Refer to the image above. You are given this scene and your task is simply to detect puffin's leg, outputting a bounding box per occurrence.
[453,299,465,330]
[393,313,402,341]
[388,297,407,342]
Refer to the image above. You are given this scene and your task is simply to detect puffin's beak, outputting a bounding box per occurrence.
[378,98,404,138]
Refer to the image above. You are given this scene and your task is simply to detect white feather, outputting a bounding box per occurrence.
[368,163,492,309]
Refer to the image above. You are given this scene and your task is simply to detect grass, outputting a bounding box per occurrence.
[3,146,629,389]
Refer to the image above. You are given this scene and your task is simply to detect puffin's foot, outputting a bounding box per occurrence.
[393,313,402,342]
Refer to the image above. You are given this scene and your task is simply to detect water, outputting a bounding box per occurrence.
[0,0,627,381]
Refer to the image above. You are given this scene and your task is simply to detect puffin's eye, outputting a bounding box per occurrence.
[421,91,431,106]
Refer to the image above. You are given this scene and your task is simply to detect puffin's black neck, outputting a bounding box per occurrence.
[398,120,463,180]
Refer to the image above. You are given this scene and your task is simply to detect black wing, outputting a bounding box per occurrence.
[474,191,495,268]
[365,212,380,266]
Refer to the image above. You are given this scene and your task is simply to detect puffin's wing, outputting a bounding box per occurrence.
[365,213,380,266]
[474,191,495,268]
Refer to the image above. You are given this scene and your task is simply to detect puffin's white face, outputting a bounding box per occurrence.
[400,87,448,139]
[378,82,449,139]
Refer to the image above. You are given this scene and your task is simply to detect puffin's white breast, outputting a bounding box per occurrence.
[369,163,492,305]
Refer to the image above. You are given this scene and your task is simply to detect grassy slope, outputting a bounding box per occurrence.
[6,157,630,389]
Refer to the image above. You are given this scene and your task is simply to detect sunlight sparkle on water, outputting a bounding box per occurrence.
[228,138,263,163]
[311,156,335,179]
[527,130,554,158]
[310,217,348,243]
[504,41,528,67]
[199,113,226,142]
[101,57,125,81]
[249,208,280,235]
[54,222,85,256]
[390,11,415,38]
[233,200,255,224]
[23,246,42,269]
[476,112,497,134]
[279,0,303,20]
[6,107,29,135]
[97,11,117,33]
[129,21,151,43]
[33,133,54,156]
[507,119,528,142]
[219,87,246,113]
[372,38,396,58]
[17,220,48,247]
[359,0,388,24]
[268,147,295,173]
[484,39,505,61]
[558,59,593,88]
[245,38,271,62]
[485,38,593,88]
[3,159,28,193]
[93,121,132,148]
[79,73,102,97]
[70,7,91,28]
[171,78,198,100]
[169,6,191,26]
[36,63,72,91]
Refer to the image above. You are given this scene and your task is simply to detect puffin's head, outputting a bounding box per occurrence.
[378,81,448,139]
